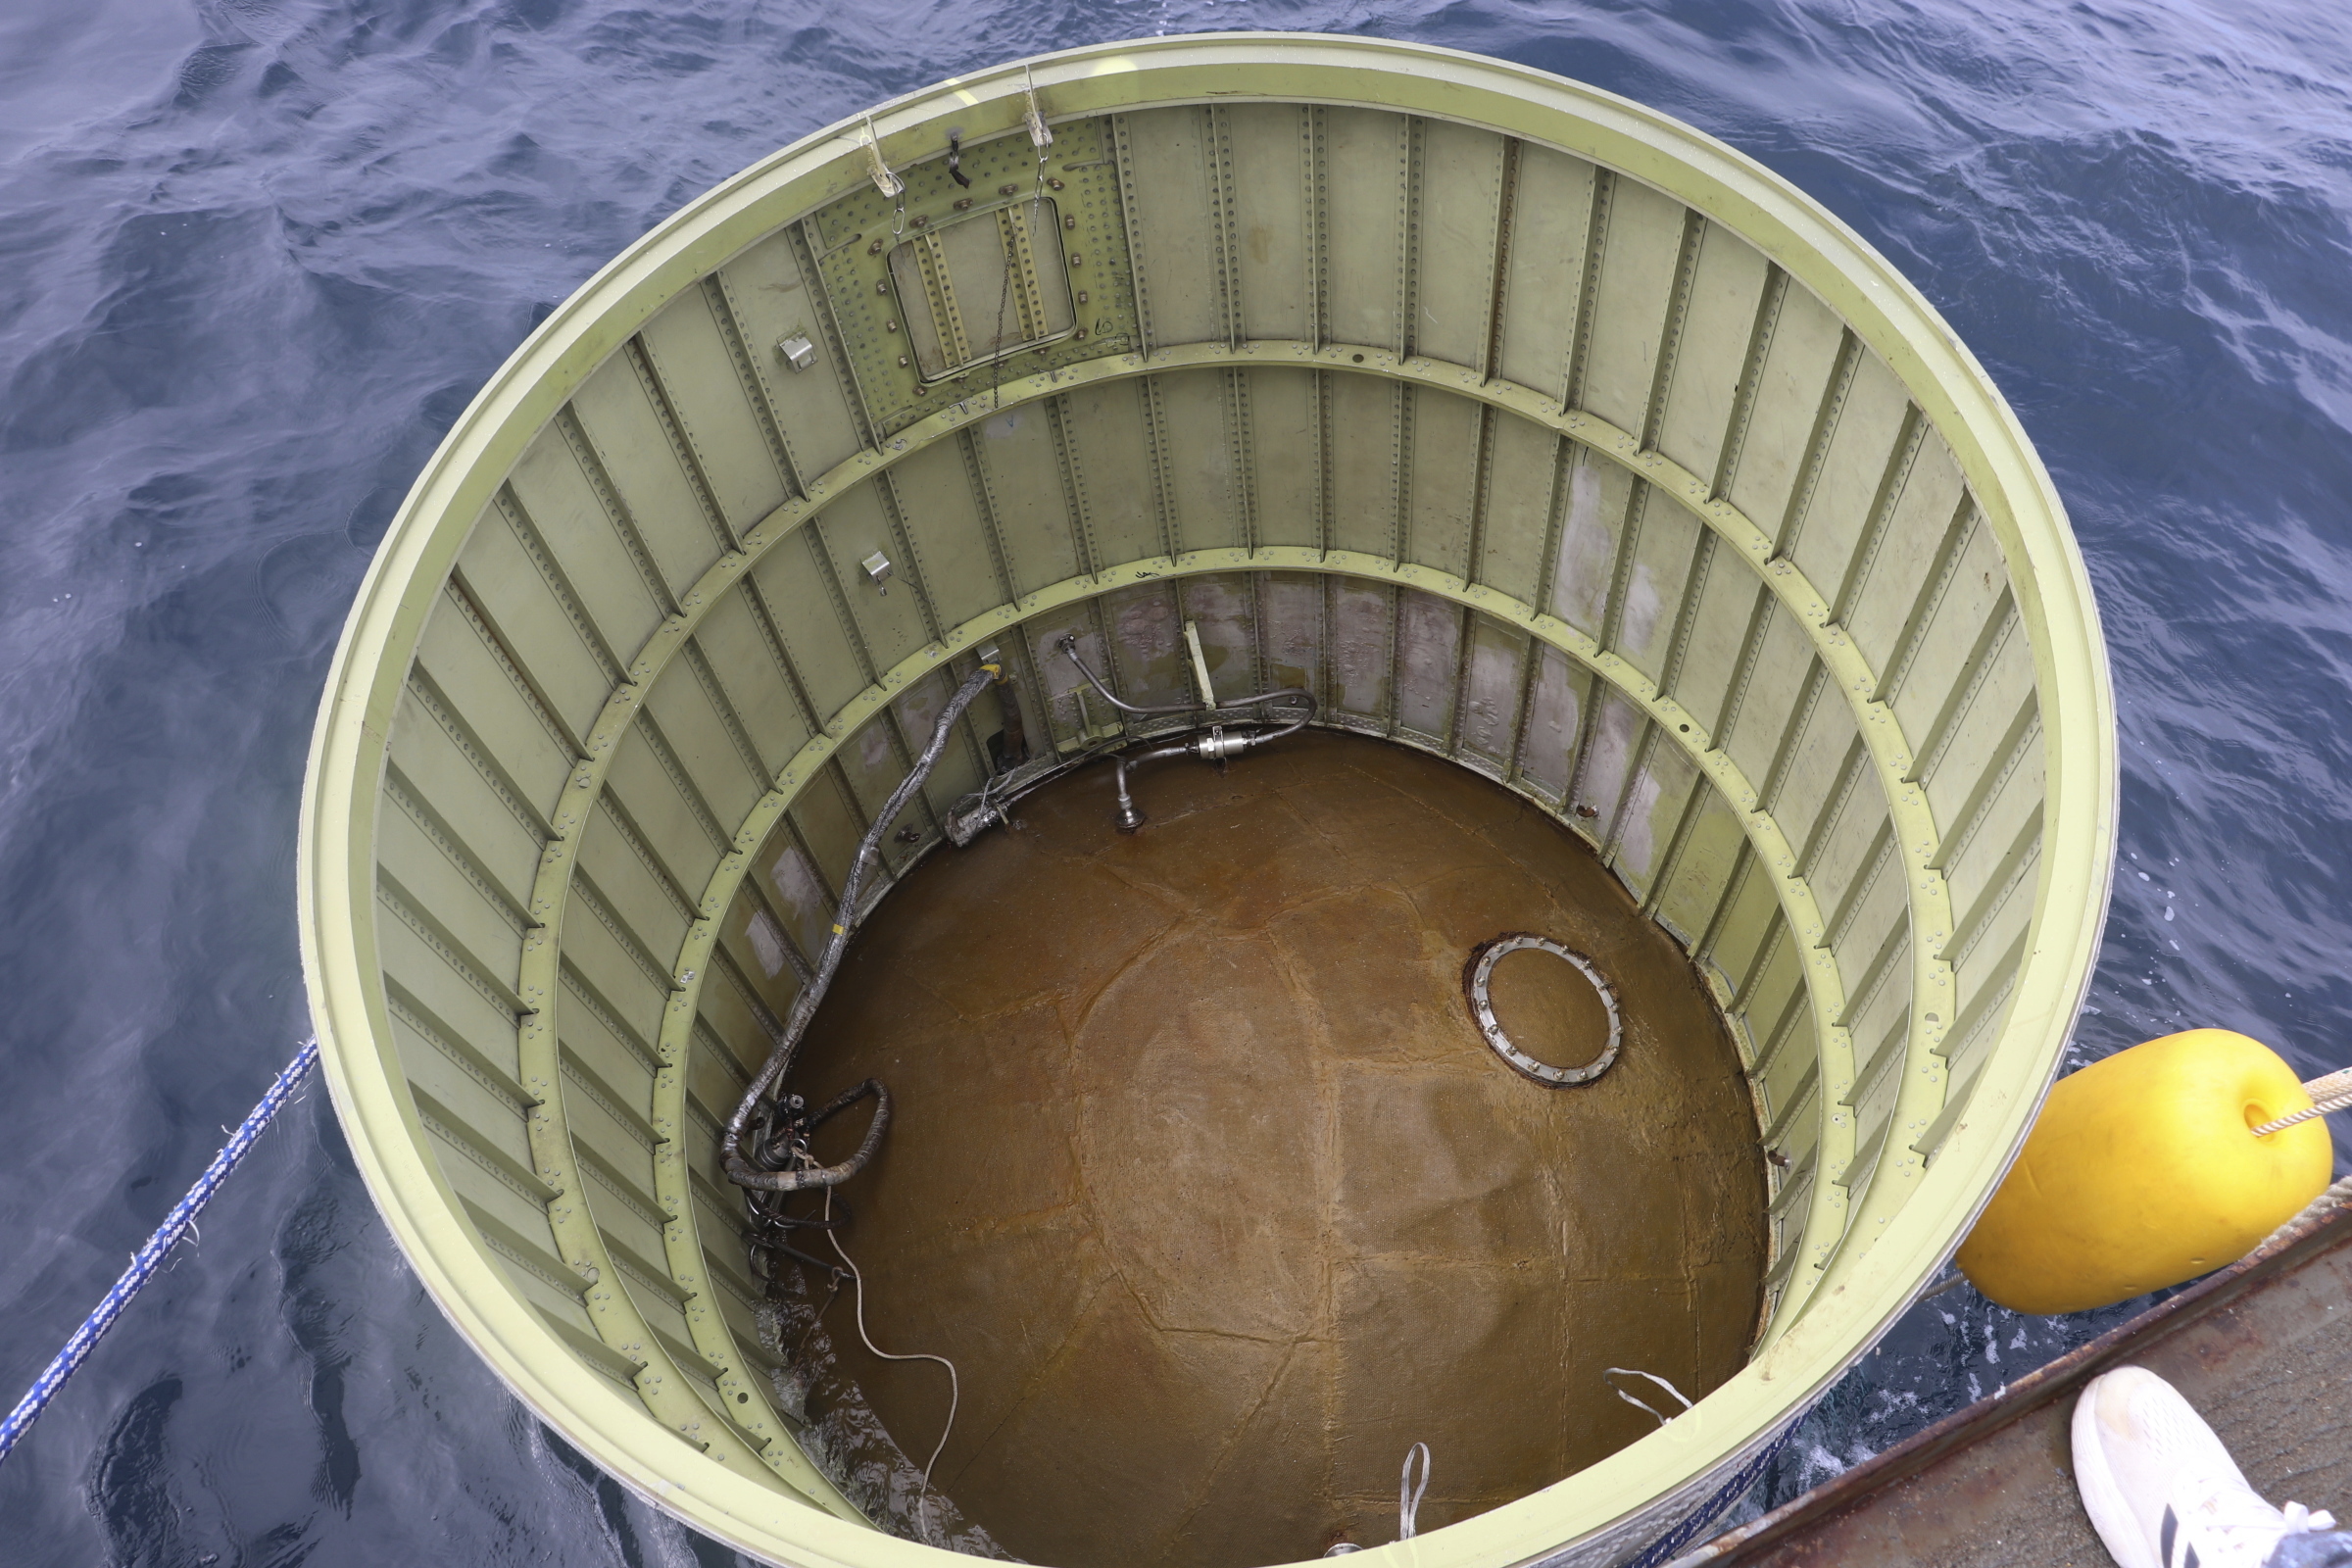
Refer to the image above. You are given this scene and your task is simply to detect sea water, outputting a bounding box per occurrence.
[0,0,2345,1559]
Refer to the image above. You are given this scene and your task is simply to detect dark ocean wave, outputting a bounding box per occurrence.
[0,0,2346,1558]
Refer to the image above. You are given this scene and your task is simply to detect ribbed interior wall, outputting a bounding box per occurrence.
[368,101,2047,1490]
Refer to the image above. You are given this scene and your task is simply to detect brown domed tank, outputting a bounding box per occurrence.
[778,729,1765,1566]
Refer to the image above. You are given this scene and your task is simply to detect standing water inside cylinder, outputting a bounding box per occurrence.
[0,0,2348,1561]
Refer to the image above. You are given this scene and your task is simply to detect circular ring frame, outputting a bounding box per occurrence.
[1465,934,1623,1087]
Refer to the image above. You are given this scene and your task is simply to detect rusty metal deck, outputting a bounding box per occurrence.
[1676,1183,2352,1567]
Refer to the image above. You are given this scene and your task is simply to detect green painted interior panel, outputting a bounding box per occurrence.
[300,35,2113,1568]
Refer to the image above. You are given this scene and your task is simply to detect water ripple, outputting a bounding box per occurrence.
[0,0,2347,1558]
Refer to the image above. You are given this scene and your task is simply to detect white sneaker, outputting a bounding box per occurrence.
[2073,1365,2337,1568]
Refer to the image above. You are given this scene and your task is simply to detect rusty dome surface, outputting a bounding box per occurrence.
[783,731,1766,1568]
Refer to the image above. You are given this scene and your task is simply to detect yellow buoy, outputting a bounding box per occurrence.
[1957,1028,2330,1314]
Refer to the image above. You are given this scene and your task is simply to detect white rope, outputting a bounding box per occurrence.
[2252,1066,2352,1137]
[1398,1442,1432,1540]
[2255,1171,2352,1253]
[1605,1367,1694,1427]
[823,1191,958,1544]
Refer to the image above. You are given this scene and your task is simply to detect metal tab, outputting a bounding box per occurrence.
[1183,619,1216,705]
[861,117,903,199]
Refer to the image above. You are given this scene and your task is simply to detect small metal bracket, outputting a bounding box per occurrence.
[776,333,816,372]
[861,116,903,199]
[859,551,893,594]
[1465,933,1623,1087]
[1022,69,1054,150]
[944,797,1005,848]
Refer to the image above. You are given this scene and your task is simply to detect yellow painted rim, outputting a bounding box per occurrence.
[298,32,2114,1566]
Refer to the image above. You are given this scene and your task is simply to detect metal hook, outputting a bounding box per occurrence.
[946,125,971,189]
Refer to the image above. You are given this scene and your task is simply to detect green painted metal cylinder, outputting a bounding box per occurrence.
[298,32,2113,1567]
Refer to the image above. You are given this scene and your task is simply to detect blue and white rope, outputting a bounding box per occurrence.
[1620,1407,1810,1568]
[0,1037,319,1466]
[0,1031,1806,1561]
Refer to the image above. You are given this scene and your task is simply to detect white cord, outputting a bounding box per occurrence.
[823,1192,959,1544]
[2251,1074,2352,1136]
[1605,1367,1694,1426]
[1399,1442,1431,1540]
